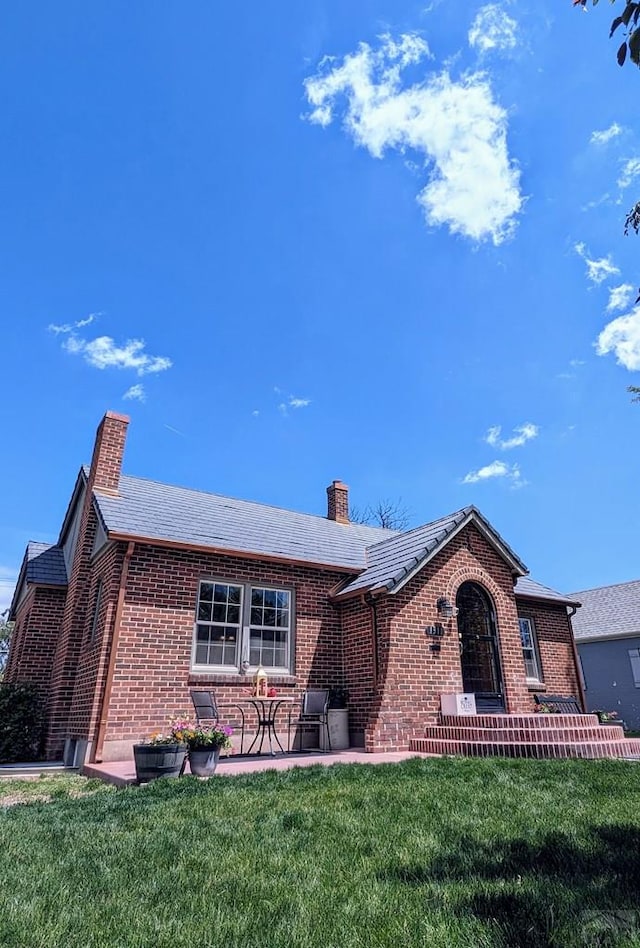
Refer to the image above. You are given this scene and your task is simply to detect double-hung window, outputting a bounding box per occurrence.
[519,617,543,682]
[192,580,293,674]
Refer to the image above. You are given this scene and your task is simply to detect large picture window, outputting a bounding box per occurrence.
[519,617,542,681]
[192,580,292,674]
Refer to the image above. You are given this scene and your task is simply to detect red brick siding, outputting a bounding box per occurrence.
[4,587,66,695]
[516,599,580,700]
[363,525,534,751]
[99,544,348,752]
[66,542,126,742]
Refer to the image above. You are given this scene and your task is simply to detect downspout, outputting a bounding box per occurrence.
[567,604,587,712]
[364,592,379,685]
[91,541,135,763]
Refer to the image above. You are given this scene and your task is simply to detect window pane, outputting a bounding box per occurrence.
[228,585,242,604]
[251,588,264,606]
[264,608,276,627]
[200,583,213,602]
[250,647,260,666]
[250,607,262,625]
[198,601,212,622]
[276,591,289,609]
[214,584,229,602]
[197,624,211,643]
[227,604,240,624]
[212,603,226,622]
[274,647,286,667]
[276,609,289,628]
[195,644,208,664]
[263,589,277,608]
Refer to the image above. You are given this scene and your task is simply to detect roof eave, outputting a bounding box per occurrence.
[106,530,365,575]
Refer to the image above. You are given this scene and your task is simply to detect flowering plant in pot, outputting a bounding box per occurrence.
[133,730,188,784]
[170,717,233,777]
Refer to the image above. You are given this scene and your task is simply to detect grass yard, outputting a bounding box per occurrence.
[1,757,640,948]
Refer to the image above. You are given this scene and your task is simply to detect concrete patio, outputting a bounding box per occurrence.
[83,749,433,786]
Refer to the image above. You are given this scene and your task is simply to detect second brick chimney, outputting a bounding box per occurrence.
[90,411,130,495]
[327,480,349,524]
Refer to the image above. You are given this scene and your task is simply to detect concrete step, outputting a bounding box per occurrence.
[439,713,601,730]
[410,736,640,760]
[425,724,626,743]
[0,762,72,779]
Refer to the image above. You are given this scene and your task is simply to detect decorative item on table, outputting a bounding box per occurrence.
[267,686,278,697]
[254,665,268,697]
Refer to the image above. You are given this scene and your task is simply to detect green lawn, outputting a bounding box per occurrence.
[1,758,640,947]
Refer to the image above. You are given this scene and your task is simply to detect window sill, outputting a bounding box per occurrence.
[526,679,546,692]
[189,671,297,687]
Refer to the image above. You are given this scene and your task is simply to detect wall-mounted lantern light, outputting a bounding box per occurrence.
[436,597,458,619]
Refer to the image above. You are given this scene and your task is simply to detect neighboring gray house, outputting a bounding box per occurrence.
[571,580,640,731]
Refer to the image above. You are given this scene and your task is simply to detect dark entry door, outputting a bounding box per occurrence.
[456,582,504,712]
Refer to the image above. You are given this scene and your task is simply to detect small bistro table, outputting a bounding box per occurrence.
[245,696,295,756]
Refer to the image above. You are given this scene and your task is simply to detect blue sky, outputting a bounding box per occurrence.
[1,1,639,611]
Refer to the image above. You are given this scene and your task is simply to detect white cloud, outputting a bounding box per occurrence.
[574,242,620,285]
[590,123,623,146]
[123,383,146,402]
[618,158,640,190]
[485,422,538,450]
[462,460,524,486]
[62,335,172,376]
[607,283,636,313]
[596,305,640,370]
[252,409,260,417]
[48,313,99,335]
[468,4,518,55]
[303,33,522,245]
[278,395,311,416]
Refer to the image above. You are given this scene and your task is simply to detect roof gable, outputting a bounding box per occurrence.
[9,542,67,619]
[334,506,527,599]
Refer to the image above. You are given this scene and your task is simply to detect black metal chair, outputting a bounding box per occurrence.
[288,689,331,753]
[190,689,246,755]
[534,694,583,714]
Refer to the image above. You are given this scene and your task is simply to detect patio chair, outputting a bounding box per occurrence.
[190,689,246,755]
[534,694,583,714]
[287,689,331,753]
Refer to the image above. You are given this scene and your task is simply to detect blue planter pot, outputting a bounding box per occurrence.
[189,747,221,777]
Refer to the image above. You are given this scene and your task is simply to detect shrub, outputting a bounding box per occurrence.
[0,683,45,762]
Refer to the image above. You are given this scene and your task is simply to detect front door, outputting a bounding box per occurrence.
[456,582,505,712]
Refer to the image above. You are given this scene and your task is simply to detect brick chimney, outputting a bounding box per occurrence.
[90,411,130,495]
[327,480,349,524]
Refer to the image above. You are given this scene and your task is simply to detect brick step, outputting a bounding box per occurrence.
[426,724,625,742]
[410,737,640,760]
[439,713,601,730]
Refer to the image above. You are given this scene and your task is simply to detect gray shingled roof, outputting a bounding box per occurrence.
[335,506,527,598]
[94,474,395,570]
[514,576,580,607]
[570,580,640,642]
[25,543,67,587]
[90,472,568,606]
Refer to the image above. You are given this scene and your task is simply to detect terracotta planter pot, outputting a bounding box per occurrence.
[188,747,221,777]
[133,743,187,783]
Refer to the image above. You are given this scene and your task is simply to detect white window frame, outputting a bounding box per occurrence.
[191,578,294,675]
[519,616,543,682]
[629,648,640,688]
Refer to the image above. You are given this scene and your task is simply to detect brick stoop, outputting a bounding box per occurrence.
[409,713,640,760]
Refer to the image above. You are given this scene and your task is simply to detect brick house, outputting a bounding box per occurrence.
[6,411,587,766]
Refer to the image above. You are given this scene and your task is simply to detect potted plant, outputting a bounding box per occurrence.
[171,718,233,777]
[594,709,621,726]
[133,731,187,784]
